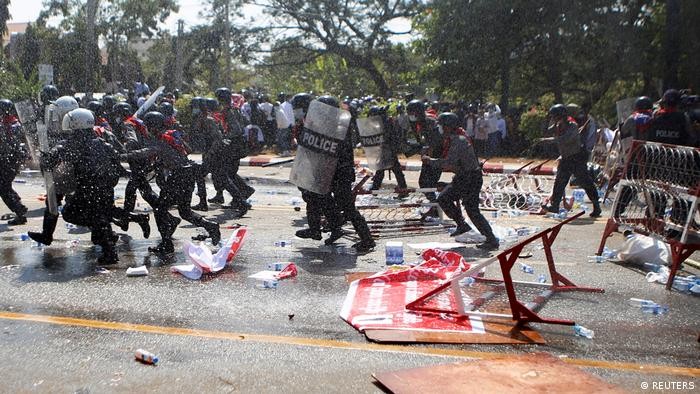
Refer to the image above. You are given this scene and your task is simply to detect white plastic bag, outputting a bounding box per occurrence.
[616,234,670,265]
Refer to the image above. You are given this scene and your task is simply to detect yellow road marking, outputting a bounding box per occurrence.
[0,311,697,377]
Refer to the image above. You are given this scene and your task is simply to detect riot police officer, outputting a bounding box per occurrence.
[44,109,123,264]
[138,111,221,255]
[0,99,29,225]
[543,104,601,217]
[424,113,499,250]
[407,99,442,218]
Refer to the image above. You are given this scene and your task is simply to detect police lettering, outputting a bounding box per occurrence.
[301,130,338,154]
[655,129,680,139]
[361,134,383,147]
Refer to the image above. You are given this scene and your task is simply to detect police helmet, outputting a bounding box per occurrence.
[143,111,166,132]
[662,89,681,107]
[437,112,460,129]
[368,105,386,117]
[159,102,174,117]
[102,95,116,111]
[689,109,700,124]
[215,87,231,103]
[317,95,339,108]
[634,96,653,111]
[62,108,95,131]
[291,93,313,112]
[54,96,80,118]
[40,85,60,104]
[190,96,205,110]
[0,99,13,114]
[548,104,567,118]
[205,98,219,112]
[86,100,103,116]
[406,99,425,116]
[112,102,133,117]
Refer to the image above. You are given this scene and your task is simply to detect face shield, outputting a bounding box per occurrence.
[293,108,305,121]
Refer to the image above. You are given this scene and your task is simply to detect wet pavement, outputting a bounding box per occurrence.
[0,166,698,392]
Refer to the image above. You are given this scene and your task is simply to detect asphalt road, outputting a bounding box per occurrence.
[0,165,698,393]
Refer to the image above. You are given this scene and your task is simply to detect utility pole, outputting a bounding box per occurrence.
[175,19,184,89]
[223,0,231,87]
[84,0,99,97]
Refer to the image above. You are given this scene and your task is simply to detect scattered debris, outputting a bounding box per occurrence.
[126,266,148,277]
[134,349,158,365]
[171,227,247,280]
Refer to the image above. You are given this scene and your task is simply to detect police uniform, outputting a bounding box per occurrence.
[0,107,29,225]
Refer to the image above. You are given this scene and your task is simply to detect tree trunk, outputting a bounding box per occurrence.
[662,0,681,91]
[84,0,99,95]
[499,49,510,110]
[361,58,390,97]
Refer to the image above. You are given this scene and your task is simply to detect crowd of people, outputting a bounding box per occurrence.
[0,83,698,265]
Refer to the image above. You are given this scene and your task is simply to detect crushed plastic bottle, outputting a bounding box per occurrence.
[134,349,159,365]
[256,279,278,289]
[459,277,476,287]
[274,240,292,247]
[629,298,655,307]
[537,274,547,283]
[642,303,668,315]
[573,324,594,339]
[672,278,692,293]
[587,255,607,263]
[645,266,670,284]
[18,233,29,241]
[518,262,534,274]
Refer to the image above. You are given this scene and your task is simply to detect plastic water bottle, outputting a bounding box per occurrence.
[134,349,159,365]
[274,240,292,247]
[629,298,655,307]
[18,233,29,241]
[573,324,594,339]
[642,303,668,315]
[459,277,476,287]
[601,247,617,259]
[518,262,534,274]
[672,278,691,293]
[267,262,287,271]
[587,255,606,263]
[385,241,404,265]
[537,274,547,283]
[256,279,278,289]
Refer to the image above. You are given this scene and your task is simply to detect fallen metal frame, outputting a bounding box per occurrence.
[406,211,604,326]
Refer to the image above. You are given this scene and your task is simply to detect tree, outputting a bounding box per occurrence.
[0,0,9,37]
[258,0,423,97]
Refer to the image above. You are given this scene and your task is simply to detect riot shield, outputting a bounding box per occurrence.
[134,86,165,118]
[616,97,636,127]
[356,115,392,172]
[14,100,40,165]
[37,108,59,215]
[289,100,351,195]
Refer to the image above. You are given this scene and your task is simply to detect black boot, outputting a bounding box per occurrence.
[205,221,221,245]
[295,228,322,240]
[131,213,151,238]
[97,248,119,265]
[7,215,27,225]
[450,223,472,237]
[191,200,208,211]
[208,192,224,204]
[590,202,602,218]
[28,211,59,245]
[149,239,174,255]
[476,237,500,251]
[352,238,376,253]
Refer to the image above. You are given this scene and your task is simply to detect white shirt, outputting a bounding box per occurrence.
[496,118,507,139]
[280,101,294,128]
[259,102,274,120]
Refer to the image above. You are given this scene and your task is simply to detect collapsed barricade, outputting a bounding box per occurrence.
[341,212,603,344]
[351,160,560,237]
[597,141,700,290]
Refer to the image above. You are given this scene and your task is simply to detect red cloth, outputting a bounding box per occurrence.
[125,116,149,139]
[159,130,188,155]
[441,127,469,158]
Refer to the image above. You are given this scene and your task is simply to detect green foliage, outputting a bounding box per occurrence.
[518,108,548,143]
[0,60,41,101]
[174,95,193,130]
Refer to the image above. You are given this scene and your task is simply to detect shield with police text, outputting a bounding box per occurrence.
[289,100,351,195]
[357,115,392,172]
